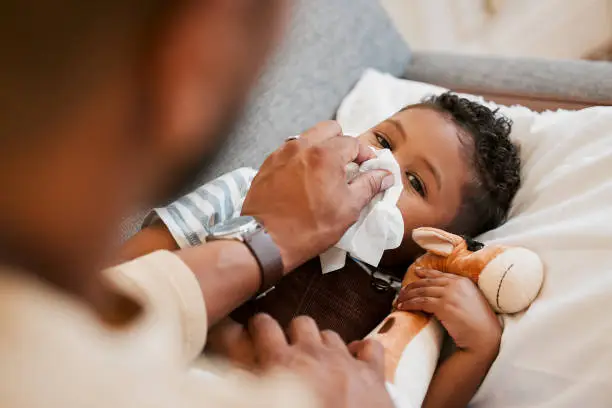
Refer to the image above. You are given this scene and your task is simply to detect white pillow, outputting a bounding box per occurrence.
[338,69,612,408]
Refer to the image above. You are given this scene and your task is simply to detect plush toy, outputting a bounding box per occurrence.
[368,227,544,408]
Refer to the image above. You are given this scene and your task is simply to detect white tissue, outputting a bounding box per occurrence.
[319,148,404,273]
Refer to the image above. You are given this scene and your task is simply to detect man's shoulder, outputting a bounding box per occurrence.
[0,268,183,406]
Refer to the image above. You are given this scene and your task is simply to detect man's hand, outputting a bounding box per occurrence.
[242,121,394,273]
[396,268,502,356]
[249,314,395,408]
[206,318,257,369]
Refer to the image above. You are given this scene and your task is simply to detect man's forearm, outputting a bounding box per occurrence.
[119,224,261,327]
[176,241,260,327]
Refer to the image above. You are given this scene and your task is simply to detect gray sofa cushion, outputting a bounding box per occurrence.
[120,0,410,240]
[201,0,411,179]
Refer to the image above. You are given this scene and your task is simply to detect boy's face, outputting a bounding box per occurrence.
[357,107,469,266]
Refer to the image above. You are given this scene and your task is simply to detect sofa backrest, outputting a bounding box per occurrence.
[120,0,410,240]
[201,0,411,179]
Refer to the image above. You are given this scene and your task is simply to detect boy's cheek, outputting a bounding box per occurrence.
[396,194,432,239]
[380,195,432,267]
[395,191,409,216]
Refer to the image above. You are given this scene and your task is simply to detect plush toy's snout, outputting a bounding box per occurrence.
[411,227,544,314]
[478,247,543,313]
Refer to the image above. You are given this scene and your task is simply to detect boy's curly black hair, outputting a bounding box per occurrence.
[411,92,521,237]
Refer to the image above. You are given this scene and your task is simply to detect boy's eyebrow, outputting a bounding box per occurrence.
[386,119,407,140]
[423,158,442,192]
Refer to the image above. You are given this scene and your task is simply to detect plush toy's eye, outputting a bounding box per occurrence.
[461,236,485,252]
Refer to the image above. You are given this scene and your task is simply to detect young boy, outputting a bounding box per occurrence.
[121,93,521,407]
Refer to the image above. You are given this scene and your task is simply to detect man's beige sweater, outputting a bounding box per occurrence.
[0,250,317,407]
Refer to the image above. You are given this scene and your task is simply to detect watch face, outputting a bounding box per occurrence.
[210,215,259,237]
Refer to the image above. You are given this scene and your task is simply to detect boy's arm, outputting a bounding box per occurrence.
[118,221,179,261]
[423,346,498,408]
[118,167,257,262]
[396,268,502,408]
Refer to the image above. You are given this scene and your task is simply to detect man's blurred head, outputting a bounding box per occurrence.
[0,0,286,289]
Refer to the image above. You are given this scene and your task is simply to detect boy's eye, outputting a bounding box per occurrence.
[407,173,426,197]
[374,133,392,150]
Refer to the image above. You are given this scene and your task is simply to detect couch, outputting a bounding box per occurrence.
[120,0,612,240]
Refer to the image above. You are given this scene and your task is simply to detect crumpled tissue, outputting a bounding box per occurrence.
[319,148,404,273]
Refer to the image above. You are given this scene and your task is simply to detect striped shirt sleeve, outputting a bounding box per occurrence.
[143,167,258,249]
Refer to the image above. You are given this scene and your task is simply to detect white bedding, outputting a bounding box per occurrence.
[337,70,612,407]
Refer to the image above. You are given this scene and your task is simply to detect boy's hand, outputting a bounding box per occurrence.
[396,268,501,356]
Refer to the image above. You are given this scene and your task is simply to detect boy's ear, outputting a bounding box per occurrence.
[412,228,462,256]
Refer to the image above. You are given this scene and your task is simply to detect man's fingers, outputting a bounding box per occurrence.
[354,139,378,164]
[300,120,343,145]
[207,318,249,353]
[321,330,347,351]
[319,136,376,166]
[206,319,257,368]
[349,339,385,374]
[248,314,288,363]
[348,170,394,214]
[287,316,322,346]
[323,135,377,165]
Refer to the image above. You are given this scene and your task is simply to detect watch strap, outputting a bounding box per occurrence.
[243,228,284,294]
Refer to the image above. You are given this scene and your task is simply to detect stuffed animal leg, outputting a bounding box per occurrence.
[370,304,443,408]
[368,227,544,408]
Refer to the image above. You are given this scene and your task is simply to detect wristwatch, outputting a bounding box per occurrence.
[208,216,284,294]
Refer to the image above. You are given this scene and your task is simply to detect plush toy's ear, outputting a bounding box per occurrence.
[412,228,463,257]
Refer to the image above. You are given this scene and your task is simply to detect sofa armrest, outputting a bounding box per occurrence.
[405,52,612,111]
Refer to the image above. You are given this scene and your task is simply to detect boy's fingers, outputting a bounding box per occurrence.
[396,297,441,314]
[397,286,445,304]
[403,277,449,291]
[414,268,447,279]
